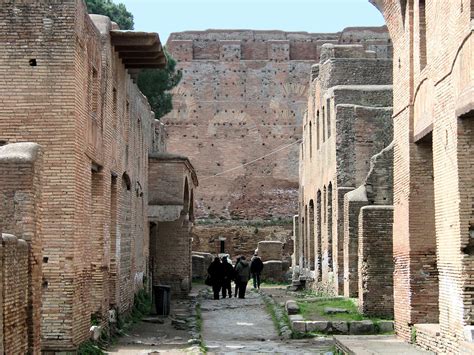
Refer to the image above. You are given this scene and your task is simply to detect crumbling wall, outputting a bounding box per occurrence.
[358,206,393,317]
[299,37,393,295]
[0,234,29,354]
[148,154,197,297]
[373,1,473,351]
[0,143,43,353]
[0,1,154,349]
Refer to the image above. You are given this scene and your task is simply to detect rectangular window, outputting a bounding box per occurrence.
[419,0,427,70]
[327,99,331,138]
[322,107,326,142]
[112,88,117,129]
[220,240,225,253]
[91,67,99,118]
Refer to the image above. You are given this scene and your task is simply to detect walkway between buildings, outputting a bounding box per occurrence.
[200,287,333,354]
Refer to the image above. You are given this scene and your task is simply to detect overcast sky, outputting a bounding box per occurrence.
[112,0,385,44]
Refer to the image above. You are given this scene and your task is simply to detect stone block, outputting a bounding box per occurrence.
[377,320,394,333]
[258,241,283,261]
[261,261,285,282]
[349,320,375,334]
[90,326,102,341]
[285,300,299,315]
[331,321,349,334]
[292,321,307,333]
[288,314,304,322]
[324,307,349,314]
[306,321,329,333]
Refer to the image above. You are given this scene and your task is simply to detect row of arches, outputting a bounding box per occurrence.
[301,182,333,281]
[304,98,332,160]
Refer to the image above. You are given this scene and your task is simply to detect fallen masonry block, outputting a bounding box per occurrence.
[90,326,102,341]
[331,321,349,334]
[285,300,299,315]
[289,314,304,322]
[292,321,307,333]
[306,321,329,333]
[324,307,349,314]
[377,320,394,333]
[349,320,375,334]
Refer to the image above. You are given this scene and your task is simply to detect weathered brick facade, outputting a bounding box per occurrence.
[297,34,393,295]
[358,205,393,318]
[0,143,43,353]
[165,30,342,259]
[148,153,198,297]
[0,0,166,350]
[371,0,474,352]
[165,28,394,261]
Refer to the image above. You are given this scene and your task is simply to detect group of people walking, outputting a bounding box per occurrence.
[207,253,264,300]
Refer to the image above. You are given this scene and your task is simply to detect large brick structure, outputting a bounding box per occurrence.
[0,0,167,350]
[370,0,474,352]
[148,153,198,297]
[0,143,43,353]
[297,37,394,296]
[165,28,391,260]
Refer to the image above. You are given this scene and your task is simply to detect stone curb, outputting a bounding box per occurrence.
[259,291,292,339]
[290,319,394,335]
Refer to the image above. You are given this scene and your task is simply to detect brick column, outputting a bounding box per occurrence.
[0,143,43,353]
[358,206,394,318]
[343,188,368,298]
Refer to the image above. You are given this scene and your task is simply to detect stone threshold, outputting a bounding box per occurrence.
[334,335,433,354]
[289,315,394,335]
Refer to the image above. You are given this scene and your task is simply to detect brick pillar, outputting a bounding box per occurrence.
[1,234,29,354]
[0,143,43,353]
[0,228,3,355]
[335,187,354,295]
[358,206,394,318]
[343,188,368,298]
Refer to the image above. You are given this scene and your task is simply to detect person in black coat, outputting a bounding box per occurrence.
[250,253,264,289]
[235,256,251,299]
[207,256,224,300]
[233,256,241,297]
[221,256,234,298]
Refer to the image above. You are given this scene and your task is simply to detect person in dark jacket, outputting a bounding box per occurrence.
[221,256,234,298]
[233,256,241,297]
[235,256,251,299]
[207,256,224,300]
[250,253,264,289]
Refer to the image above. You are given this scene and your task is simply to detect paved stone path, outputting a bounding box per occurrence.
[200,288,334,354]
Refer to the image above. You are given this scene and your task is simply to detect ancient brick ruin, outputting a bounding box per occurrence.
[148,153,198,297]
[1,0,473,353]
[370,0,474,352]
[0,0,196,351]
[296,32,394,308]
[165,28,392,262]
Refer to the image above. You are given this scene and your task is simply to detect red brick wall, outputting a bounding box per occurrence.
[358,206,393,318]
[0,1,154,350]
[0,143,43,354]
[373,0,474,351]
[1,235,29,354]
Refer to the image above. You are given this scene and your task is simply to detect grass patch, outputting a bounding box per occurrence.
[264,297,282,335]
[260,280,290,287]
[298,298,368,322]
[195,303,207,353]
[77,340,105,355]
